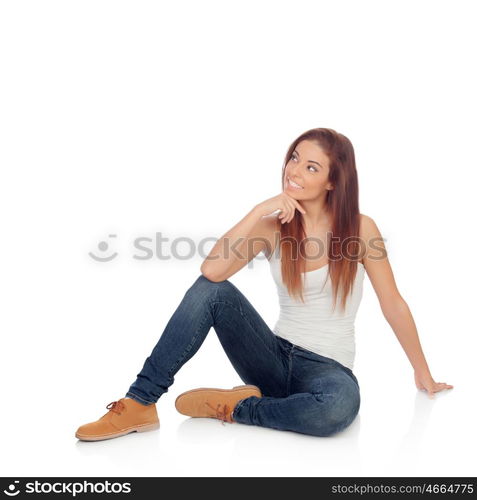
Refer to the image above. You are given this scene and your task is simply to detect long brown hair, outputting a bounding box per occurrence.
[278,128,363,313]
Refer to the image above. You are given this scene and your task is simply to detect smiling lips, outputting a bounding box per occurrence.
[287,177,304,189]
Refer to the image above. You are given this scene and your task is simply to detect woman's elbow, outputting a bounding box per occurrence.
[200,264,221,282]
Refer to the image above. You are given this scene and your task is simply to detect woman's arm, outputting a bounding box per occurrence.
[359,214,454,398]
[382,298,430,373]
[201,193,304,282]
[200,205,272,282]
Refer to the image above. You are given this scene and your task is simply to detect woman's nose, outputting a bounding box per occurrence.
[290,164,301,177]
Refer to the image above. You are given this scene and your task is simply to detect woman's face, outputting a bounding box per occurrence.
[284,140,333,198]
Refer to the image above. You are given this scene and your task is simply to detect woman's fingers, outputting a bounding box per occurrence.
[279,209,289,223]
[278,207,288,219]
[291,199,306,215]
[438,382,454,389]
[278,196,306,224]
[287,199,299,222]
[281,201,292,223]
[279,206,289,222]
[284,193,306,214]
[286,203,294,223]
[430,383,454,395]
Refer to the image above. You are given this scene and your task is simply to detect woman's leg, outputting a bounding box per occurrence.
[232,347,361,437]
[125,274,288,405]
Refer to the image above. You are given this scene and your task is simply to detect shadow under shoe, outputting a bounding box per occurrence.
[75,398,160,441]
[175,384,262,424]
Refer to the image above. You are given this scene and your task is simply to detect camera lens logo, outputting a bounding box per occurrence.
[89,234,118,262]
[3,481,20,496]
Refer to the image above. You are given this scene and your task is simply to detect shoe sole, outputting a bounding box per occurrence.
[75,422,160,442]
[175,384,262,415]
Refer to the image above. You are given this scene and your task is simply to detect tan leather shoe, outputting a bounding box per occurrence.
[75,398,160,441]
[175,385,262,424]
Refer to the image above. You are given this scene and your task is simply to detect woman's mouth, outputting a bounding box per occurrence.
[286,177,304,190]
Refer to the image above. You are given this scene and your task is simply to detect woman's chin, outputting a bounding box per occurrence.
[285,187,302,197]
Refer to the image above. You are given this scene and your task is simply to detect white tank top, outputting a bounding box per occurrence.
[267,242,365,370]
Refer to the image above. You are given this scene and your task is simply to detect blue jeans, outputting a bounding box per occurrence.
[126,274,360,437]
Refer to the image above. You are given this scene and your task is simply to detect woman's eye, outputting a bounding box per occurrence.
[290,154,317,172]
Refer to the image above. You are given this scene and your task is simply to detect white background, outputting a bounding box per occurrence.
[0,0,476,477]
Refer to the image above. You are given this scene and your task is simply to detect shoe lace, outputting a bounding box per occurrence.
[106,400,126,415]
[204,401,233,424]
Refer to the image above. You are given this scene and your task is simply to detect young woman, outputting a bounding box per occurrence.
[75,128,453,441]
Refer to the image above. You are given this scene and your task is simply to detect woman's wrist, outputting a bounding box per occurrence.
[251,204,265,219]
[413,365,431,377]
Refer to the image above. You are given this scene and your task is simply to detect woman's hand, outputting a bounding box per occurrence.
[255,193,306,224]
[414,370,454,398]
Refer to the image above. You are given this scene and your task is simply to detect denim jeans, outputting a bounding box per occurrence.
[126,274,361,437]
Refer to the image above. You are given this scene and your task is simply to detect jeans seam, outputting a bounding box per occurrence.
[167,304,212,379]
[260,392,324,408]
[209,299,279,361]
[286,347,294,397]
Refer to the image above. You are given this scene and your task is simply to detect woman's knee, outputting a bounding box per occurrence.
[325,397,360,435]
[189,274,238,301]
[305,388,360,437]
[187,274,231,298]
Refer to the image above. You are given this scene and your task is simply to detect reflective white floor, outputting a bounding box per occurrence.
[0,322,472,477]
